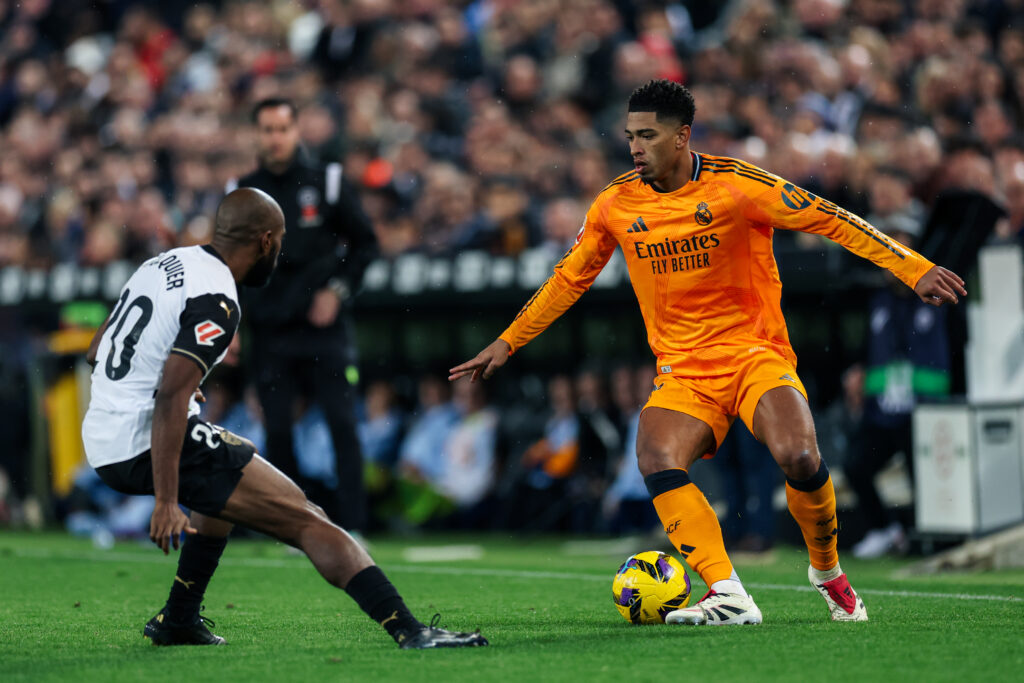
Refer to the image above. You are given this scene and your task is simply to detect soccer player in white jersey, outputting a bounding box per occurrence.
[82,188,486,649]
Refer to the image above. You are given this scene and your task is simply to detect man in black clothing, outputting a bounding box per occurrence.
[232,98,377,532]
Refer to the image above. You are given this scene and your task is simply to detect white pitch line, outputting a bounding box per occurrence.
[381,565,1024,604]
[7,547,303,568]
[6,547,1022,603]
[402,545,485,563]
[735,581,1024,603]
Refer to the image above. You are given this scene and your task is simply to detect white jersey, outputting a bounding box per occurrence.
[82,245,240,467]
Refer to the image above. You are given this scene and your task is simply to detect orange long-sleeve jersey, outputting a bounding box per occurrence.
[499,152,936,377]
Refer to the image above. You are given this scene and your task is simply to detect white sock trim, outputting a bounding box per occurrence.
[809,564,843,582]
[710,570,747,597]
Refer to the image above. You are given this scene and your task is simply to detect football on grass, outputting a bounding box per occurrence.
[612,551,692,624]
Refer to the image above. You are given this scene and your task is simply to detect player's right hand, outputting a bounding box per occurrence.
[449,339,512,382]
[149,501,197,555]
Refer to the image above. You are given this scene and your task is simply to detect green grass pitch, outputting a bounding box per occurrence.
[1,531,1022,682]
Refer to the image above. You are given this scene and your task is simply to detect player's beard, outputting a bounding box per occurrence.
[242,243,280,287]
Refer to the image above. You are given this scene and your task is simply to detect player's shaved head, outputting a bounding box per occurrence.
[214,188,284,245]
[211,188,285,287]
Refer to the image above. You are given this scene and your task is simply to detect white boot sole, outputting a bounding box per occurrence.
[665,607,763,625]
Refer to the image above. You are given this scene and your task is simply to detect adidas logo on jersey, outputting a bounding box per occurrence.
[195,321,226,346]
[627,216,650,233]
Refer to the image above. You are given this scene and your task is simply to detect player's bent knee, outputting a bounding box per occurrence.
[772,445,819,479]
[636,444,678,477]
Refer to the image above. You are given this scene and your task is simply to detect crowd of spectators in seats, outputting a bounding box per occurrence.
[1,0,1023,271]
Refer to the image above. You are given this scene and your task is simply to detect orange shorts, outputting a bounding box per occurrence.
[642,347,808,457]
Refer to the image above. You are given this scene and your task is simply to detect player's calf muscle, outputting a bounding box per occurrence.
[236,499,320,547]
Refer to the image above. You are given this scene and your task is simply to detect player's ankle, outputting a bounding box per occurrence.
[165,604,199,625]
[709,569,748,597]
[809,564,843,582]
[344,566,424,641]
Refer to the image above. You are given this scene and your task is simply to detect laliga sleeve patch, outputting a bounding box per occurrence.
[194,320,226,346]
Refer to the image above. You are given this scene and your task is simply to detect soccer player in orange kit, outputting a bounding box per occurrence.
[450,80,966,625]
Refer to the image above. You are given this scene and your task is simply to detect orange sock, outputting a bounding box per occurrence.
[645,469,733,587]
[785,460,839,571]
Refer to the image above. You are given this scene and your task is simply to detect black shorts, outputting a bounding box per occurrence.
[96,416,256,517]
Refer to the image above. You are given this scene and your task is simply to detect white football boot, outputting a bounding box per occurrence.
[665,590,763,625]
[808,565,868,621]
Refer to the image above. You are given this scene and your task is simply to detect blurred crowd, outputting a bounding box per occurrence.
[1,0,1023,270]
[56,358,670,538]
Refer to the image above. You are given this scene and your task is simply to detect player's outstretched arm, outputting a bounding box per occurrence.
[449,339,512,383]
[150,353,202,553]
[914,265,967,306]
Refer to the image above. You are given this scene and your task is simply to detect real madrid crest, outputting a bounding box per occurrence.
[695,201,713,226]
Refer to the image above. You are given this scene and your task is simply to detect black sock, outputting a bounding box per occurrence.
[165,534,228,624]
[344,566,423,642]
[786,458,830,492]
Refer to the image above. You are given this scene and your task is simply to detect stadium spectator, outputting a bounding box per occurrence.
[397,376,497,529]
[866,167,926,232]
[575,367,621,471]
[994,142,1024,245]
[506,374,581,531]
[398,375,459,492]
[436,378,500,527]
[358,380,405,469]
[357,379,405,527]
[539,196,587,258]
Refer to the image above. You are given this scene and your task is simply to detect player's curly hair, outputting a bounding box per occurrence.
[628,80,696,127]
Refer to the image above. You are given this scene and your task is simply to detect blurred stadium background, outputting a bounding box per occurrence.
[1,0,1023,559]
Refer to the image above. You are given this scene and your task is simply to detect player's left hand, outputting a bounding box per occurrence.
[449,339,512,382]
[150,501,197,555]
[194,388,205,403]
[914,265,966,306]
[308,287,342,327]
